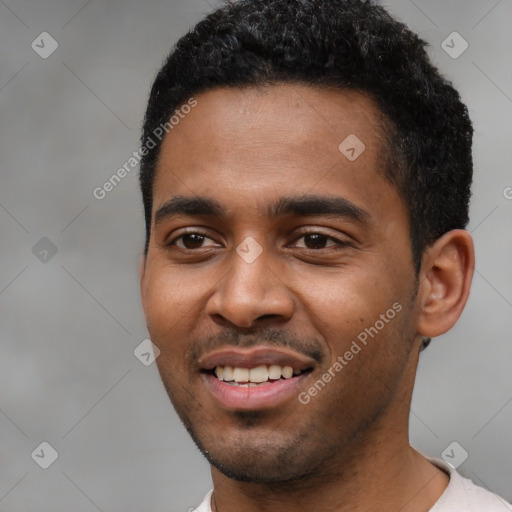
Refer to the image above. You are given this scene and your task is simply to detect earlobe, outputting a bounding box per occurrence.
[417,230,475,339]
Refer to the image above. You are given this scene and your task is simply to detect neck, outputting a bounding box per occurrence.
[209,348,449,512]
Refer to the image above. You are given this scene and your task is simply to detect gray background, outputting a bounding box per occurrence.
[0,0,511,510]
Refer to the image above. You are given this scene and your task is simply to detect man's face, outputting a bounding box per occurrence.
[140,85,421,483]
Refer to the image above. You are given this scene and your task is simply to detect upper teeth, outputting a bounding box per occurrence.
[215,365,301,383]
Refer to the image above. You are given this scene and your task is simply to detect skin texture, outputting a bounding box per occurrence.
[139,84,475,511]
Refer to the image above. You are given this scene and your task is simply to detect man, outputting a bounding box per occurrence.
[138,0,511,510]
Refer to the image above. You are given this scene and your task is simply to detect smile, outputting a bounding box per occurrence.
[213,364,307,386]
[199,346,316,410]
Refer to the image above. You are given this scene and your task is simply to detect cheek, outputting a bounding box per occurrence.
[293,264,400,331]
[141,263,205,346]
[142,271,199,384]
[292,266,413,391]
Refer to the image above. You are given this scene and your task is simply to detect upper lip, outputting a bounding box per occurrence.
[198,346,316,372]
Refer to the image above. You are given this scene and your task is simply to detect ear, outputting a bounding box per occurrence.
[416,229,475,338]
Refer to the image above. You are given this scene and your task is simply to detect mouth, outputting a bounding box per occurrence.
[199,346,315,410]
[204,364,312,387]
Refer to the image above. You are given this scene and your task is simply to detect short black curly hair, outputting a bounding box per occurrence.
[139,0,473,277]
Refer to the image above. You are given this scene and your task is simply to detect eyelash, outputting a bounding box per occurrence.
[166,229,351,251]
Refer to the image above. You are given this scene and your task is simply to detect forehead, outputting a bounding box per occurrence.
[152,84,401,224]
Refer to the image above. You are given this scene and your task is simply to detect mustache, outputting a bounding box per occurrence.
[186,326,325,369]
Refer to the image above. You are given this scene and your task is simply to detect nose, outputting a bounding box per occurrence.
[206,246,295,329]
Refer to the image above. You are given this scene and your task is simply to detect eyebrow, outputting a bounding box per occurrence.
[154,194,370,226]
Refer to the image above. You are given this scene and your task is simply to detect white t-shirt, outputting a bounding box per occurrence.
[193,457,511,511]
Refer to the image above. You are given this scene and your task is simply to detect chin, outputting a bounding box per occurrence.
[189,428,322,484]
[207,452,316,483]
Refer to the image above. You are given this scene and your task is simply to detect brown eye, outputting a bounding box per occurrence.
[292,231,347,250]
[167,231,218,250]
[303,233,330,249]
[179,233,207,249]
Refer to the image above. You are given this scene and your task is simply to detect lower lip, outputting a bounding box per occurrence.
[203,372,310,411]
